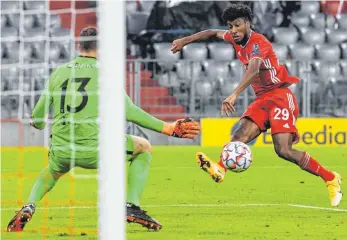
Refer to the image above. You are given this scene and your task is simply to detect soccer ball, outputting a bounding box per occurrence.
[220,141,252,173]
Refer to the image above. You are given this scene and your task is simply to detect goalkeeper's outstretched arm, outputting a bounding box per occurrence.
[125,95,200,139]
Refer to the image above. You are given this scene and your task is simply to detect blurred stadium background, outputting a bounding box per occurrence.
[1,0,347,239]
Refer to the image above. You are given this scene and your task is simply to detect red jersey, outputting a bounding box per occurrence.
[223,31,299,96]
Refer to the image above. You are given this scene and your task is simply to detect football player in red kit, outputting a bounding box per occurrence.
[171,3,342,207]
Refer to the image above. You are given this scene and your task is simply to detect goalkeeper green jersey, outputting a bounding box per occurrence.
[32,56,99,158]
[32,56,164,159]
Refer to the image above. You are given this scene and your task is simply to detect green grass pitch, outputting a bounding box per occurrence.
[1,146,347,240]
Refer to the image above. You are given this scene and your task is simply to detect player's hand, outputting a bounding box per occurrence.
[172,118,200,139]
[30,115,47,130]
[162,118,200,139]
[171,39,186,53]
[30,121,42,130]
[30,118,39,129]
[221,94,237,116]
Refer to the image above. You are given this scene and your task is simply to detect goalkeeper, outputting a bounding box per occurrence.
[7,27,200,232]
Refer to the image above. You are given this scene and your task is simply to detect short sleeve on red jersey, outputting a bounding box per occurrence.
[223,31,234,45]
[249,38,271,61]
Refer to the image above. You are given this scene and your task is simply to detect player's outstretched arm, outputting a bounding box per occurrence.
[31,71,56,130]
[125,95,200,139]
[171,30,227,53]
[31,91,51,130]
[221,58,262,116]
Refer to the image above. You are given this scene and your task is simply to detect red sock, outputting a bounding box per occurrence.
[218,159,227,172]
[301,152,335,182]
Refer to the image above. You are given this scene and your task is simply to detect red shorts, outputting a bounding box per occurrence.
[241,88,299,135]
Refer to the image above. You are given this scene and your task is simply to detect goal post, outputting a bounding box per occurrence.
[98,0,126,239]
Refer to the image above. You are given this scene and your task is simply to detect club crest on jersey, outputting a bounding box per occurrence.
[250,44,260,56]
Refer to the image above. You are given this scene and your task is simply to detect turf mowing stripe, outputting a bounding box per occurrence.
[0,204,277,211]
[0,206,97,211]
[143,203,282,207]
[147,166,347,170]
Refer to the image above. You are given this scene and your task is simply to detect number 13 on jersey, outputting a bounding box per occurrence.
[60,78,91,114]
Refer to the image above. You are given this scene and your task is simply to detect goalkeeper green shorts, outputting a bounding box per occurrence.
[48,150,98,174]
[49,135,135,173]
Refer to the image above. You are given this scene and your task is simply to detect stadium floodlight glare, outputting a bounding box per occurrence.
[98,0,125,239]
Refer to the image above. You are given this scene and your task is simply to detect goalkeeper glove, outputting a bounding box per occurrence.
[162,118,200,139]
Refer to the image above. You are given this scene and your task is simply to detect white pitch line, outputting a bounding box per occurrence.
[73,174,98,179]
[145,203,347,213]
[288,204,347,213]
[1,203,347,213]
[144,166,347,170]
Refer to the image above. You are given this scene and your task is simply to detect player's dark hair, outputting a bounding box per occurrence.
[222,3,253,23]
[79,26,97,51]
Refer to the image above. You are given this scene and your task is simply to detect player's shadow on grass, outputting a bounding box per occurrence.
[127,225,160,233]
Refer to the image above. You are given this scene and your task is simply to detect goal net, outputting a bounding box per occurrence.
[1,1,125,239]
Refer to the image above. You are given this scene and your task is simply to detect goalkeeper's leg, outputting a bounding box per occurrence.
[7,153,68,232]
[126,135,162,230]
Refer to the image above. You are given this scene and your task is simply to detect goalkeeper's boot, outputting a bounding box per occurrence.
[326,172,343,207]
[7,203,35,232]
[196,152,226,183]
[126,203,162,231]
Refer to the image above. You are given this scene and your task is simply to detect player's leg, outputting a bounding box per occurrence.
[197,96,265,182]
[220,117,261,167]
[272,133,332,176]
[272,133,342,206]
[126,135,162,230]
[7,152,68,232]
[196,117,261,182]
[27,151,69,203]
[231,117,262,143]
[269,89,342,206]
[126,135,152,206]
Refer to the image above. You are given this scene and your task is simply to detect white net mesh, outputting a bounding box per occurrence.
[1,1,101,237]
[1,0,97,171]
